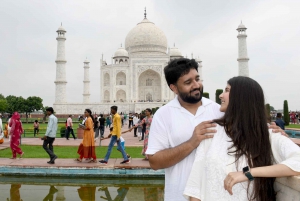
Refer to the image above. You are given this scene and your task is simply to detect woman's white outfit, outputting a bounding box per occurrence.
[184,125,300,201]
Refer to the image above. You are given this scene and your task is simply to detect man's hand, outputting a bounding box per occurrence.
[269,122,288,137]
[224,171,248,195]
[41,136,47,140]
[188,120,217,149]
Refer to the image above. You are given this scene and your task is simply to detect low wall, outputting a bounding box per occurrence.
[275,176,300,200]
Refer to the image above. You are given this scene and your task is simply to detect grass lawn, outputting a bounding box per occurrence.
[0,145,143,159]
[286,124,300,129]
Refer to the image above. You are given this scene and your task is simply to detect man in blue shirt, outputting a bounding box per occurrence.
[275,113,285,130]
[41,107,58,164]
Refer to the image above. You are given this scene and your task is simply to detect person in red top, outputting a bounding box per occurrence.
[66,115,76,140]
[9,112,24,159]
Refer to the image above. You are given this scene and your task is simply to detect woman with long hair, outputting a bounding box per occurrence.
[75,109,97,162]
[131,108,153,160]
[9,112,24,159]
[184,76,300,201]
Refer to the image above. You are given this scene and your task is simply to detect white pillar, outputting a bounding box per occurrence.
[54,25,67,103]
[237,22,249,77]
[83,59,90,103]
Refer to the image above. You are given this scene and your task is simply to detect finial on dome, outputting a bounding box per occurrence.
[121,43,122,47]
[61,22,62,26]
[174,43,175,47]
[144,7,147,19]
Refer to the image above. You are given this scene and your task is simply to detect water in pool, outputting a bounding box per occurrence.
[0,176,164,201]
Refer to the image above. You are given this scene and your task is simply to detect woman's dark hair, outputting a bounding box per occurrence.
[164,58,198,87]
[145,108,152,114]
[85,109,95,127]
[214,76,276,201]
[35,120,38,123]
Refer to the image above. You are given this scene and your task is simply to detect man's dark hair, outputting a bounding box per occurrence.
[69,115,72,117]
[100,114,103,117]
[46,107,54,114]
[164,58,198,87]
[111,106,118,111]
[276,113,282,118]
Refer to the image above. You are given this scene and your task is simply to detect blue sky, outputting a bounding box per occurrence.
[0,0,299,110]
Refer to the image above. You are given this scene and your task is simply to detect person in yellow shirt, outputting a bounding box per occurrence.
[99,106,130,165]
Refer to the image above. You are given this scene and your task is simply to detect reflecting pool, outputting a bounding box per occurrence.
[0,176,164,201]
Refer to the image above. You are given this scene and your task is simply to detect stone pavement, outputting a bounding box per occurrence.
[0,126,144,149]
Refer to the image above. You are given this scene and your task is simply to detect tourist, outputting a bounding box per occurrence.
[98,114,106,138]
[9,112,24,159]
[132,113,139,137]
[184,76,300,201]
[128,113,133,129]
[137,116,143,141]
[75,109,97,163]
[7,114,12,142]
[94,115,100,141]
[41,107,58,164]
[106,115,112,128]
[99,106,129,165]
[101,127,131,159]
[66,115,76,140]
[275,113,285,130]
[130,108,153,160]
[4,122,9,138]
[33,120,39,137]
[145,58,286,201]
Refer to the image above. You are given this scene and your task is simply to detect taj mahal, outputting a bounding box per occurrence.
[53,11,249,114]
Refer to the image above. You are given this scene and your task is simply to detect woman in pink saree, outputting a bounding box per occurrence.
[9,112,24,159]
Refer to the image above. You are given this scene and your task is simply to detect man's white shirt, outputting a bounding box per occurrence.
[146,97,224,201]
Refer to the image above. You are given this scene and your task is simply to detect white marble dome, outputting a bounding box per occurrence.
[125,18,167,54]
[237,22,247,30]
[169,47,182,57]
[114,47,129,57]
[57,26,66,32]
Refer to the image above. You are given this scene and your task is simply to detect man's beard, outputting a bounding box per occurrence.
[178,87,203,104]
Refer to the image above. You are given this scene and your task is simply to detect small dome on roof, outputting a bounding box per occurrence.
[169,46,182,57]
[57,25,66,32]
[114,47,129,58]
[84,58,89,63]
[237,22,247,30]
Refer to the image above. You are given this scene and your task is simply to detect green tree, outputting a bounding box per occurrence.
[203,92,209,99]
[0,99,8,113]
[215,89,223,104]
[283,100,290,126]
[6,95,26,114]
[0,94,5,100]
[265,103,271,122]
[270,105,275,111]
[23,96,43,123]
[42,106,49,123]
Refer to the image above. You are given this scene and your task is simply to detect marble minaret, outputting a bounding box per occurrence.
[83,58,90,103]
[54,24,67,103]
[237,22,249,77]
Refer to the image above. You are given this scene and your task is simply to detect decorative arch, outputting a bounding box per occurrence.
[116,72,126,85]
[104,90,110,102]
[138,69,161,102]
[116,90,126,102]
[104,73,110,86]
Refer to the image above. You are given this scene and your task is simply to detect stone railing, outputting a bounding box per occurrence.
[275,176,300,200]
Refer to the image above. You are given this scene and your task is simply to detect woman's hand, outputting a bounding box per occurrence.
[224,171,248,195]
[269,122,288,137]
